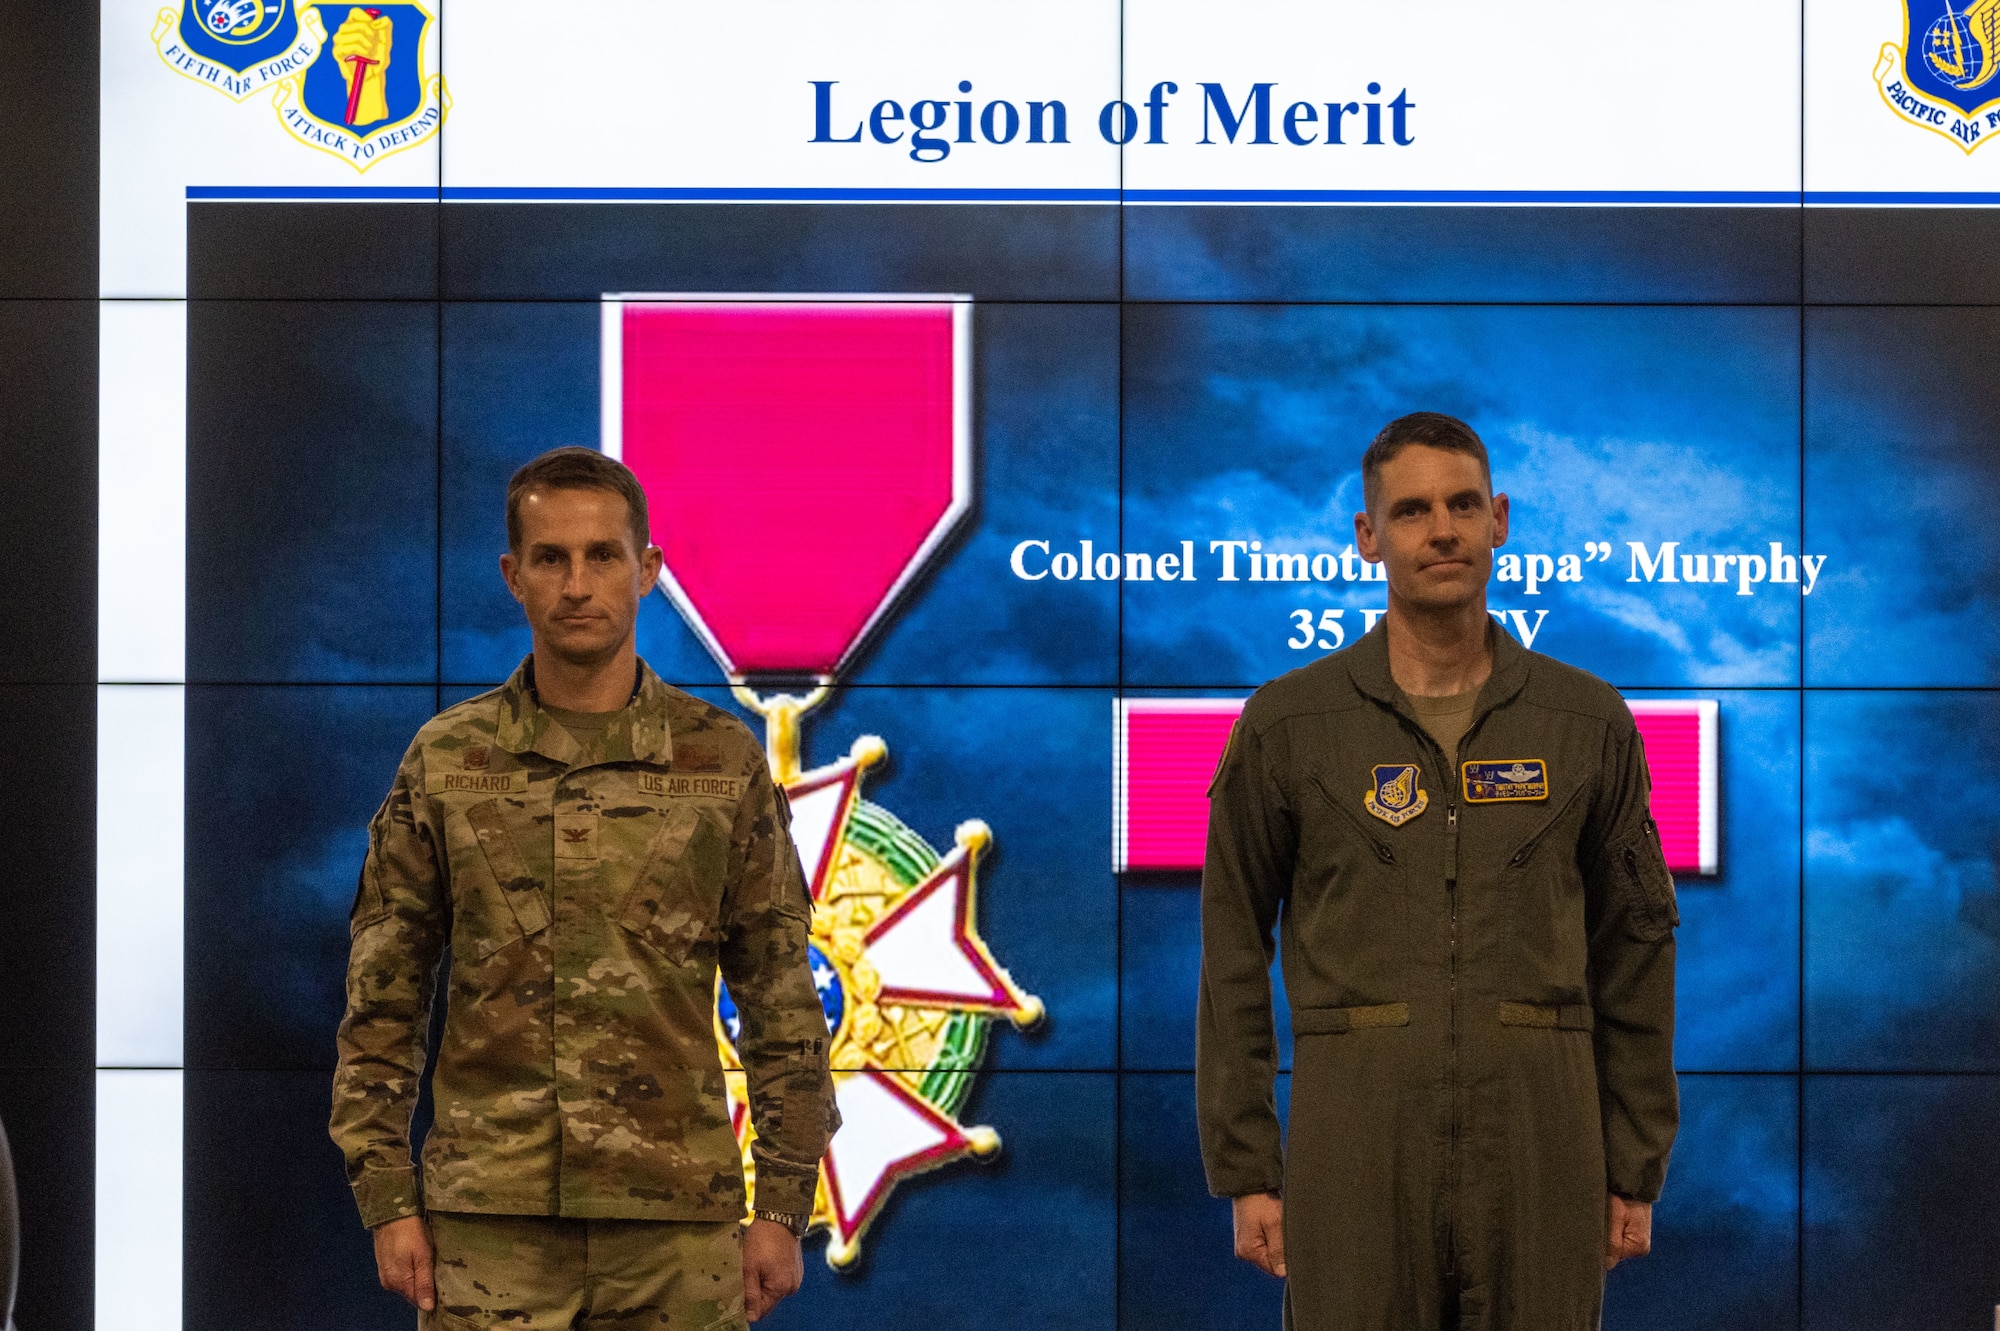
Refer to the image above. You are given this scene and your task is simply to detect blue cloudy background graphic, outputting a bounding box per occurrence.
[1119,303,1802,689]
[181,202,2000,1329]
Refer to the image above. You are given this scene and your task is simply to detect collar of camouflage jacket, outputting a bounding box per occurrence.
[493,655,676,769]
[1343,614,1532,735]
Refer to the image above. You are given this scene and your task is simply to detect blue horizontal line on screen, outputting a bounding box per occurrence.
[1122,188,1802,204]
[184,185,1123,202]
[186,185,441,200]
[1802,190,2000,205]
[184,186,2000,206]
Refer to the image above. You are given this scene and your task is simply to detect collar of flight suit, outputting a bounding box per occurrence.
[492,654,677,770]
[1342,613,1533,742]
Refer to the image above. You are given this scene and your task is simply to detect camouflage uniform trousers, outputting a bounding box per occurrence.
[421,1211,746,1331]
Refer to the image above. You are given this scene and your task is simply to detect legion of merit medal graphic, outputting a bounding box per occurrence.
[602,294,1043,1268]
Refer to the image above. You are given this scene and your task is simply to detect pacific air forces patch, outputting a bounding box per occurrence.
[1462,759,1549,803]
[1364,764,1428,826]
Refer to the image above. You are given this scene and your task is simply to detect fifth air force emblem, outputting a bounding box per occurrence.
[153,0,318,100]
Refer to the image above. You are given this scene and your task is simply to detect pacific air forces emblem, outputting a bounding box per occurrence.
[1365,764,1428,826]
[273,4,448,169]
[1876,0,2000,150]
[153,0,320,100]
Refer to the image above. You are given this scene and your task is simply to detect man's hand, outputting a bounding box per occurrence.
[1605,1194,1653,1270]
[372,1215,436,1311]
[1231,1192,1287,1278]
[742,1218,803,1322]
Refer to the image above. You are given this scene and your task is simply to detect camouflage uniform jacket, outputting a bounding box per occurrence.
[330,657,837,1230]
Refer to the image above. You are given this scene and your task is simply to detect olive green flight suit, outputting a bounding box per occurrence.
[1197,623,1679,1331]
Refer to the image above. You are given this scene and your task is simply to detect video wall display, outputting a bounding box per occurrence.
[177,198,2000,1331]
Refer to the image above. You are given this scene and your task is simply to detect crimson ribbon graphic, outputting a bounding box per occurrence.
[604,296,972,679]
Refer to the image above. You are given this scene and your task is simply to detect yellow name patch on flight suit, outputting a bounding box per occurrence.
[1460,759,1549,803]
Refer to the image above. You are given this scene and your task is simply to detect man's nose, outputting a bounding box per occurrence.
[560,559,591,598]
[1426,506,1458,544]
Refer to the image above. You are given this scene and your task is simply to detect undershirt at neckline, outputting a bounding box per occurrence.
[1400,685,1482,764]
[541,701,619,747]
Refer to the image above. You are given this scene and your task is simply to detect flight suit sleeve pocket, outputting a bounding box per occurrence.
[461,800,550,950]
[618,804,727,965]
[1620,818,1679,942]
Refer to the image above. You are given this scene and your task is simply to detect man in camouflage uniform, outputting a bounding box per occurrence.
[1199,414,1678,1330]
[332,447,836,1329]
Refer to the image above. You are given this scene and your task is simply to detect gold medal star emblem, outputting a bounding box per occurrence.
[716,688,1043,1267]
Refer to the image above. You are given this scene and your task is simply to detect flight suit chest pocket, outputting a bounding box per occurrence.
[459,799,551,958]
[618,804,730,965]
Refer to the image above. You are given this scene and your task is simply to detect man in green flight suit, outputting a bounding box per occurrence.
[331,447,837,1328]
[1198,413,1679,1331]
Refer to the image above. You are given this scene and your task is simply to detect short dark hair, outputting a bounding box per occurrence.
[505,447,651,554]
[1360,412,1491,512]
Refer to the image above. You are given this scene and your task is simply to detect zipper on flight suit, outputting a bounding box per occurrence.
[1436,716,1480,1285]
[1443,778,1459,1277]
[1398,719,1470,1281]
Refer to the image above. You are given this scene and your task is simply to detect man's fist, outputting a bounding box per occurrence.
[373,1215,436,1311]
[742,1218,804,1322]
[331,7,393,125]
[1231,1192,1287,1278]
[1605,1194,1654,1270]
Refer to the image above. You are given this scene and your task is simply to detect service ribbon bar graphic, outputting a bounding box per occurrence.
[602,294,1041,1268]
[1114,697,1718,876]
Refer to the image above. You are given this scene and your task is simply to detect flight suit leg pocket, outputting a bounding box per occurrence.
[618,804,728,965]
[457,800,549,958]
[1620,818,1679,941]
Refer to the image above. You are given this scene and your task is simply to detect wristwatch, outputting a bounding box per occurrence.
[753,1208,811,1237]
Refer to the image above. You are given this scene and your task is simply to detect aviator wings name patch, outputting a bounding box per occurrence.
[1461,759,1549,803]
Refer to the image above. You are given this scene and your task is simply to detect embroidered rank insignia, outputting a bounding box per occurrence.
[1364,764,1429,826]
[1462,759,1549,803]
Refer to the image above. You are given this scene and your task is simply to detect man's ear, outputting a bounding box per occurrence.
[1490,492,1510,548]
[640,544,663,592]
[1353,509,1379,562]
[499,550,525,605]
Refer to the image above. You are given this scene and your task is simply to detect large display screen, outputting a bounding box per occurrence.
[72,4,2000,1329]
[159,198,2000,1331]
